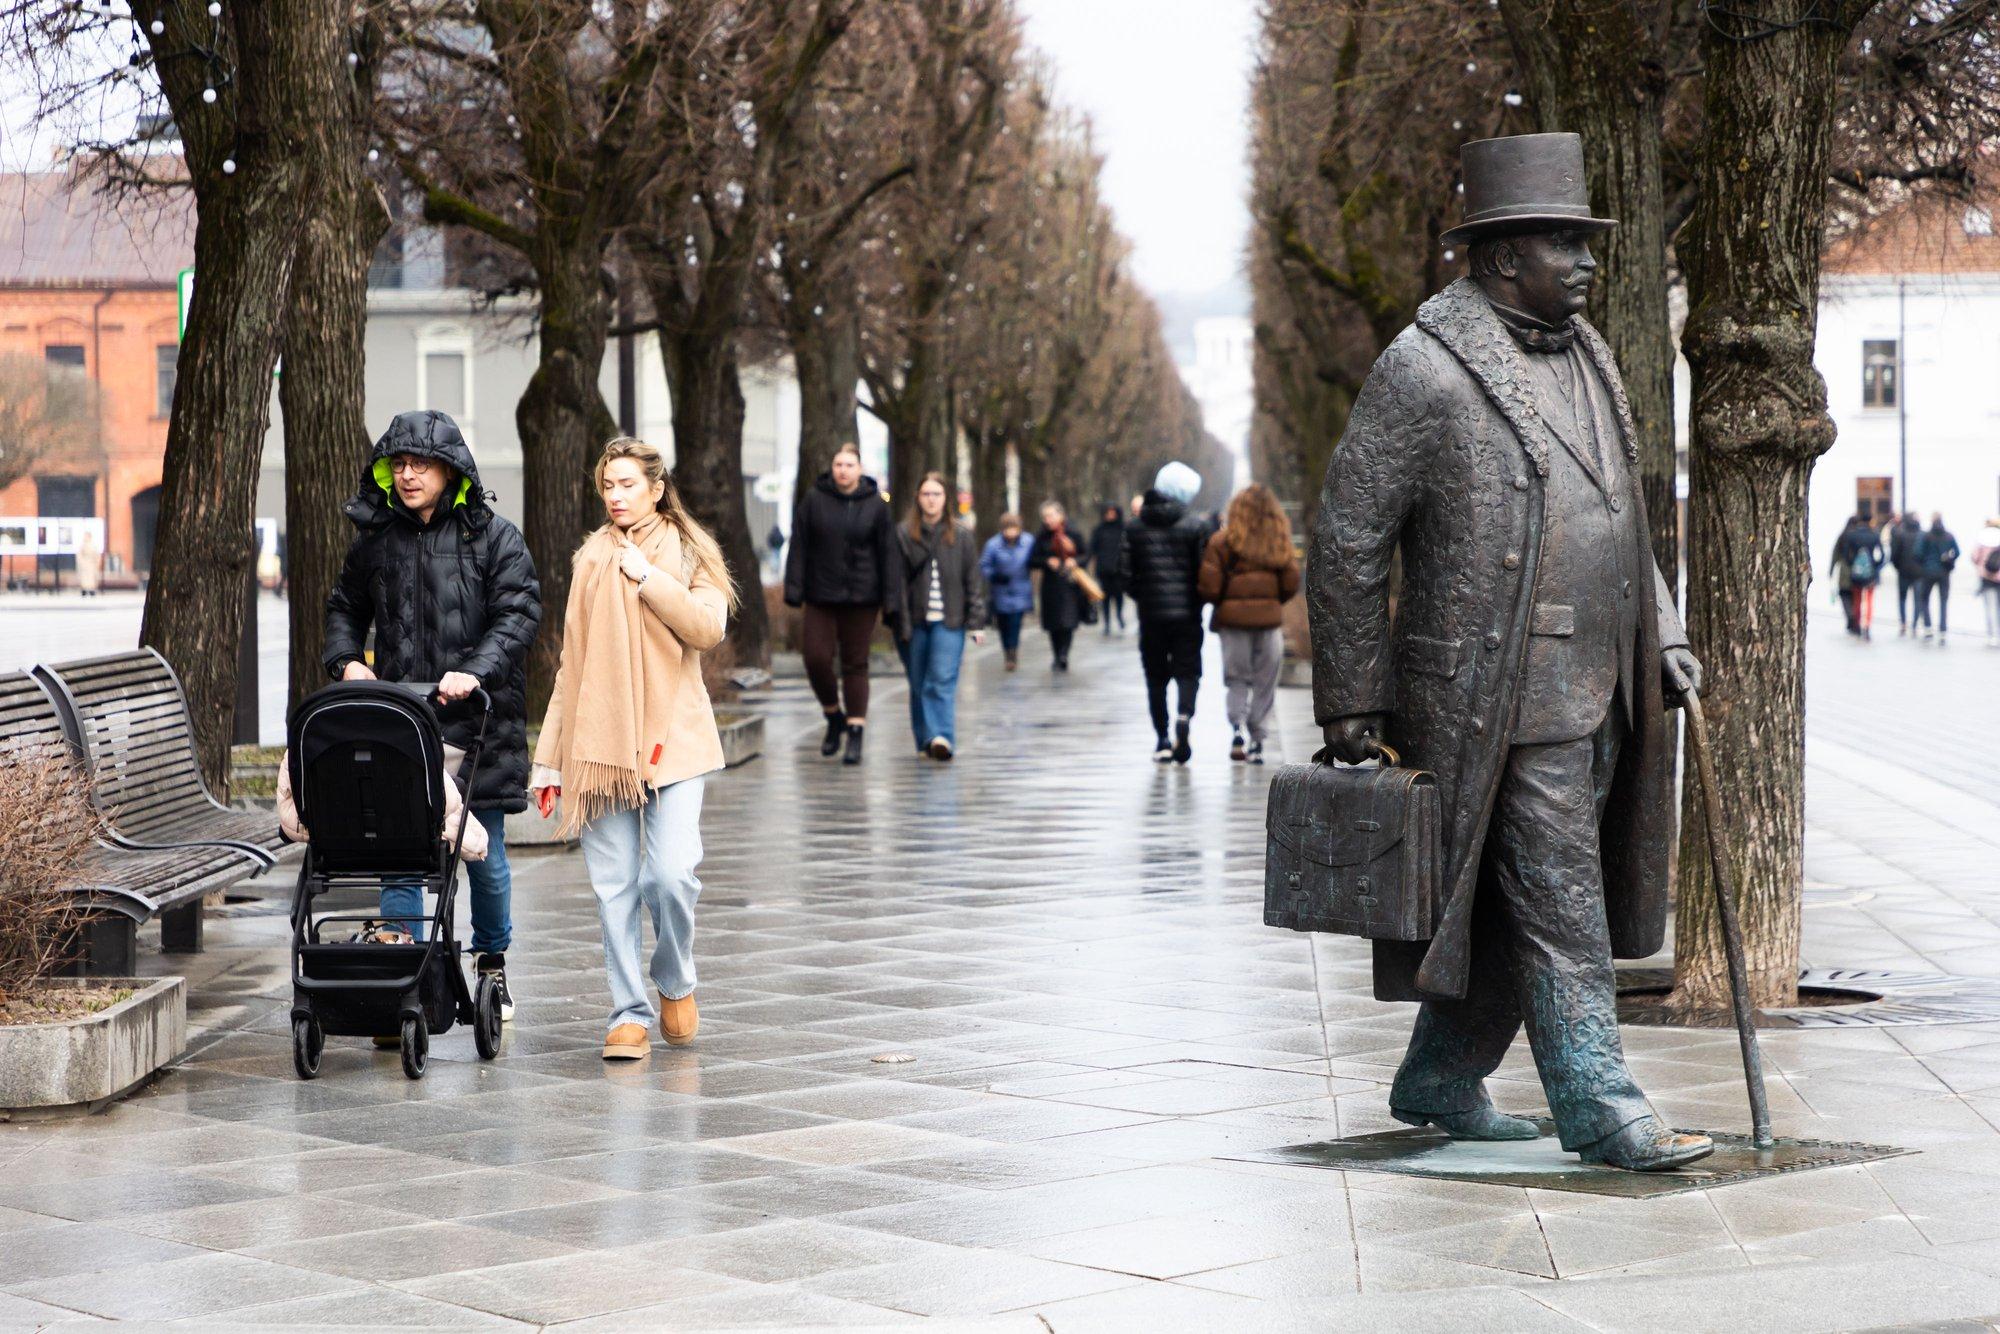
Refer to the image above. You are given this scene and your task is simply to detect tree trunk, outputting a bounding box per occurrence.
[1500,0,1679,591]
[1670,0,1870,1014]
[515,242,617,716]
[282,151,388,715]
[662,330,772,669]
[133,0,339,790]
[789,298,861,512]
[971,427,1008,542]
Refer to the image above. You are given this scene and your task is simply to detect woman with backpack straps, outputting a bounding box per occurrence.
[1198,484,1300,764]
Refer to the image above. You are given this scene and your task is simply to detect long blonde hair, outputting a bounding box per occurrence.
[1220,483,1294,570]
[595,437,739,611]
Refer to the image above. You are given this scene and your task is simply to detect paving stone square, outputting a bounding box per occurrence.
[4,611,2000,1329]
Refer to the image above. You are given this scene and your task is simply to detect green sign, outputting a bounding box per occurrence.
[177,268,194,341]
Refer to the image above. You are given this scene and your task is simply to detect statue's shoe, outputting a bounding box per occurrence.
[1580,1117,1714,1172]
[1392,1106,1541,1141]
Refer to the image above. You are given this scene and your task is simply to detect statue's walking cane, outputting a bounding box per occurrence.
[1681,687,1775,1150]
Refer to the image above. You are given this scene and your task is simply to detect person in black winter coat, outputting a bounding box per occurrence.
[1089,505,1128,634]
[1890,512,1924,634]
[1122,462,1210,762]
[1031,502,1091,670]
[324,409,540,1012]
[1914,513,1961,640]
[783,443,899,764]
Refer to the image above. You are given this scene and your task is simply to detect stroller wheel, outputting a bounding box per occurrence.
[292,1016,323,1080]
[400,1014,429,1080]
[474,975,503,1061]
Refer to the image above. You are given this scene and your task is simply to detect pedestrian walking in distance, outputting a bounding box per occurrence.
[1914,513,1960,643]
[894,472,988,760]
[1031,501,1089,671]
[784,442,900,765]
[1199,483,1300,764]
[531,437,735,1061]
[1973,518,2000,646]
[325,409,540,1028]
[1831,512,1885,638]
[1890,511,1924,635]
[1089,503,1129,634]
[980,513,1037,671]
[1125,461,1210,763]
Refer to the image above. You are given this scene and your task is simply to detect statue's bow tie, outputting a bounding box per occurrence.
[1490,299,1577,353]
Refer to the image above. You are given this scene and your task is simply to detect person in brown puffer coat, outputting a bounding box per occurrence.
[1198,483,1301,763]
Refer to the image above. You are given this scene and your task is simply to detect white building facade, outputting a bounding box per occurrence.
[1182,315,1252,494]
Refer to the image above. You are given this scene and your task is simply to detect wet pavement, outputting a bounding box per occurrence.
[4,614,2000,1329]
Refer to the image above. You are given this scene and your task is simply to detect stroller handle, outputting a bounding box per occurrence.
[398,681,492,715]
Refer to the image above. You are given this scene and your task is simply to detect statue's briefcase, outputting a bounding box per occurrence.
[1264,748,1441,941]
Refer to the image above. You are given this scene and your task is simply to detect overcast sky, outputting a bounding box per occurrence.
[1013,0,1256,306]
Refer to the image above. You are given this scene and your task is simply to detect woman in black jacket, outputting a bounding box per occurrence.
[893,472,988,761]
[1089,504,1128,634]
[1032,501,1089,671]
[1122,464,1210,762]
[784,443,898,764]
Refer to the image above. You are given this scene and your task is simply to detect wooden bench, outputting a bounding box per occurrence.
[32,650,290,867]
[0,670,271,974]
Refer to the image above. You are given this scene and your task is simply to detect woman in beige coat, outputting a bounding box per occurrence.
[530,437,735,1060]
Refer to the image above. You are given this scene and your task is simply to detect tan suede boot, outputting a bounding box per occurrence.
[659,992,699,1047]
[602,1023,650,1060]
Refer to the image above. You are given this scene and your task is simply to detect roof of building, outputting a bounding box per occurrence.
[0,169,195,289]
[1825,189,2000,278]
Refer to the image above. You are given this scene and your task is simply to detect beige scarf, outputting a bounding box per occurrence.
[546,511,690,838]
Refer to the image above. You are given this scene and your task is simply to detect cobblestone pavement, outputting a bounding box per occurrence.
[5,615,2000,1330]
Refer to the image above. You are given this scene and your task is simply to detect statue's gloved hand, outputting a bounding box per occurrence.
[1322,713,1388,764]
[1662,646,1703,702]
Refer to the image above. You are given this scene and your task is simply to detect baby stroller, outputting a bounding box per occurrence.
[285,680,503,1081]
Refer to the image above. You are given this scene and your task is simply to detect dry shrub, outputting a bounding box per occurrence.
[764,582,802,654]
[0,742,97,1005]
[700,636,740,705]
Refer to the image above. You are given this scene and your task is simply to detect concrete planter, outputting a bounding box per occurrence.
[508,713,766,847]
[0,977,186,1118]
[1279,656,1313,689]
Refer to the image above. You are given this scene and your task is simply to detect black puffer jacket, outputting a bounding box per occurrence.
[783,472,898,614]
[323,411,541,812]
[1122,490,1210,625]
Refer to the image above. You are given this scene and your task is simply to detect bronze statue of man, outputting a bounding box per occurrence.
[1308,133,1711,1172]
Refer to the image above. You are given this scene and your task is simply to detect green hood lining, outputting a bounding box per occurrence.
[374,458,474,511]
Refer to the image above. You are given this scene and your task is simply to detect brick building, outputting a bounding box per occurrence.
[0,170,194,586]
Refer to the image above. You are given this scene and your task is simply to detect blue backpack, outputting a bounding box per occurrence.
[1851,545,1877,580]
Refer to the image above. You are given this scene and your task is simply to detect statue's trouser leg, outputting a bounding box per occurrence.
[1390,719,1651,1150]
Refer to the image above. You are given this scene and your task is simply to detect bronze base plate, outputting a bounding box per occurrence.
[1226,1121,1912,1197]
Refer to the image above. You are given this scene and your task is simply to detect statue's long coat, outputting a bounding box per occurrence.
[1308,279,1685,1002]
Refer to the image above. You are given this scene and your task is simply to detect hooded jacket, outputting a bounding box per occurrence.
[783,472,899,613]
[1122,490,1210,624]
[323,411,541,812]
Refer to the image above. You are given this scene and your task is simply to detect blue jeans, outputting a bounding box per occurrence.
[577,777,706,1030]
[378,807,512,953]
[900,622,965,750]
[994,610,1025,652]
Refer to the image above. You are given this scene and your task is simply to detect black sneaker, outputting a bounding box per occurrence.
[1173,718,1192,765]
[843,723,865,765]
[820,711,848,757]
[1246,741,1265,765]
[1230,733,1248,762]
[473,952,514,1021]
[1153,737,1173,763]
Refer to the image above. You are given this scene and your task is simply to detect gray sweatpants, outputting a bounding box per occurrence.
[1219,626,1284,743]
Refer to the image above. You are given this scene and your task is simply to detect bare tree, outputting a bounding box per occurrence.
[0,354,99,494]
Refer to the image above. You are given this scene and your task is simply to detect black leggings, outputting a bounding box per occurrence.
[1049,628,1074,663]
[1140,621,1203,737]
[1099,578,1126,631]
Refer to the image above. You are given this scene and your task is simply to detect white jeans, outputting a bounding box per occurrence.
[1220,626,1285,743]
[577,777,706,1031]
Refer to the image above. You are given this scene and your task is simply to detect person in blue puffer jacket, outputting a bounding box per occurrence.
[979,513,1037,672]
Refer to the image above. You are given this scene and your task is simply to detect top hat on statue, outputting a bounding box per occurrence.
[1441,132,1617,245]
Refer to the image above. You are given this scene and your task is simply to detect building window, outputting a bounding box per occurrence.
[155,343,178,417]
[1862,339,1899,409]
[1857,476,1895,525]
[43,343,87,419]
[415,323,473,441]
[424,352,466,419]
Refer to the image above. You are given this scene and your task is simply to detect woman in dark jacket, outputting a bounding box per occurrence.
[1914,513,1961,640]
[783,443,898,764]
[1089,504,1128,634]
[979,513,1036,671]
[1031,501,1089,671]
[894,472,988,760]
